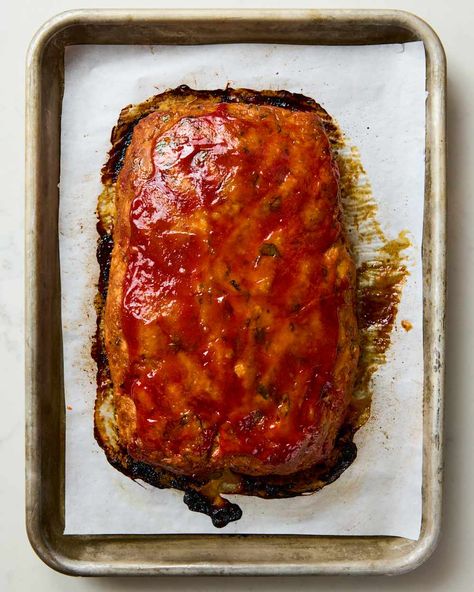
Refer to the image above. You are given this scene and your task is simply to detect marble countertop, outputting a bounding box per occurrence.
[2,0,473,590]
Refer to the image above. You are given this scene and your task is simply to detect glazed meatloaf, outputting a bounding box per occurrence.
[95,86,359,526]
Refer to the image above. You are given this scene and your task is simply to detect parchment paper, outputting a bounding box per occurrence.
[60,42,425,538]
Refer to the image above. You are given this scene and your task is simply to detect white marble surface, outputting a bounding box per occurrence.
[1,0,472,590]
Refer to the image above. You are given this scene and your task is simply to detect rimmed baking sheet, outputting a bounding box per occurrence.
[25,9,445,576]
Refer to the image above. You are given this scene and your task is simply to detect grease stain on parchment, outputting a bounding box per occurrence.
[325,118,411,429]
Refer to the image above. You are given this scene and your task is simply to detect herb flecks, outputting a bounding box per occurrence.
[257,384,270,399]
[169,337,183,352]
[254,327,267,344]
[260,243,281,258]
[291,302,302,313]
[269,196,282,212]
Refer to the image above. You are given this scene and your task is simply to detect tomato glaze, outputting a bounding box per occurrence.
[118,102,347,470]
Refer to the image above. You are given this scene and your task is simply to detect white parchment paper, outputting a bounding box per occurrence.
[60,42,425,538]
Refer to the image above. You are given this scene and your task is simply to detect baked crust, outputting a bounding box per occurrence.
[94,86,359,526]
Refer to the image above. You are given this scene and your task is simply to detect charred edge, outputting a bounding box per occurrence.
[99,85,332,186]
[97,428,358,504]
[91,229,114,370]
[123,455,208,490]
[238,431,357,499]
[94,413,358,504]
[168,84,327,114]
[96,232,114,295]
[112,128,134,182]
[102,122,138,184]
[318,438,357,486]
[183,489,243,528]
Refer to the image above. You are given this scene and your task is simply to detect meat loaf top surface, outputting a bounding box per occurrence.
[102,88,359,484]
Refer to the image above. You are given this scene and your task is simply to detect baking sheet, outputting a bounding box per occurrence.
[60,42,425,539]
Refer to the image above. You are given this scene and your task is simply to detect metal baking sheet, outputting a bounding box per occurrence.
[25,9,446,576]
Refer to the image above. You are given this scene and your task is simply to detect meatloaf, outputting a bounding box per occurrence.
[95,86,360,526]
